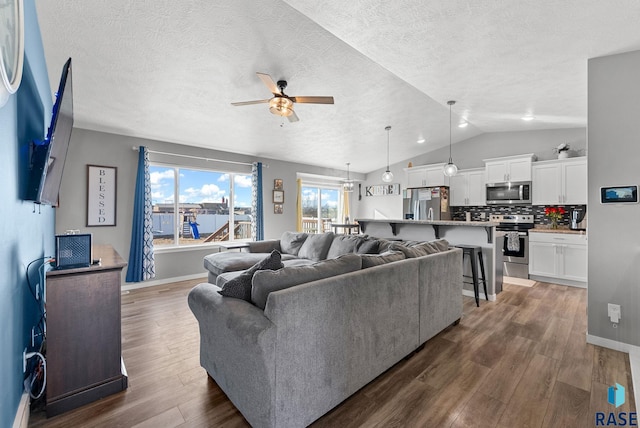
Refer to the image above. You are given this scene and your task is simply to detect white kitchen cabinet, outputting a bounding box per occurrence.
[529,232,587,285]
[449,168,485,206]
[484,154,535,183]
[405,163,446,188]
[532,157,587,205]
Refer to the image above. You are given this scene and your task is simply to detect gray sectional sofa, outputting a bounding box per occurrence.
[188,232,463,428]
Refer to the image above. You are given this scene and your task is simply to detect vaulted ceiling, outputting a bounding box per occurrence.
[35,1,640,173]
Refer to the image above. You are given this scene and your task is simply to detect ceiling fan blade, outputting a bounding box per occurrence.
[256,72,280,95]
[231,99,269,106]
[291,96,334,104]
[288,110,300,123]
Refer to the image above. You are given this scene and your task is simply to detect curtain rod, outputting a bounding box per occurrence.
[132,146,268,168]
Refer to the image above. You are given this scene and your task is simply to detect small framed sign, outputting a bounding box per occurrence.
[600,185,638,204]
[87,165,117,226]
[273,190,284,203]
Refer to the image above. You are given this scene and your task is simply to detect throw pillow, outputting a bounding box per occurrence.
[390,239,450,258]
[279,232,308,256]
[217,250,284,301]
[326,234,364,259]
[251,253,362,310]
[356,238,379,254]
[297,232,334,261]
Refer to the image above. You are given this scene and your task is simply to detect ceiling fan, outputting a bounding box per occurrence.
[231,72,334,122]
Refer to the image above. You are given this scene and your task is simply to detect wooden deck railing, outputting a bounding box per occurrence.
[302,217,333,234]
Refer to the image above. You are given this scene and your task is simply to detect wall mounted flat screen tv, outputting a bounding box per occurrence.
[26,58,73,205]
[600,185,638,204]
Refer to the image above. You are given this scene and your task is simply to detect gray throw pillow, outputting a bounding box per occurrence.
[326,234,364,259]
[251,253,362,310]
[297,232,334,261]
[356,238,379,254]
[360,250,406,268]
[279,232,308,256]
[217,250,284,301]
[390,239,450,258]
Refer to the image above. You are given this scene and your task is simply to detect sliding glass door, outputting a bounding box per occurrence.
[301,186,340,233]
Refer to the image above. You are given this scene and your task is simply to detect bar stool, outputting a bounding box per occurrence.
[455,245,488,307]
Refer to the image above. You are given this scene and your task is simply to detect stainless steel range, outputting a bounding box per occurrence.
[491,214,535,279]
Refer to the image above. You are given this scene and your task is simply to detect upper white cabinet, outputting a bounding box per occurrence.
[484,154,535,183]
[405,163,446,188]
[449,168,486,206]
[532,157,587,205]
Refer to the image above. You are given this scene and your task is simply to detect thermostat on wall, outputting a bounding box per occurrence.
[600,185,638,204]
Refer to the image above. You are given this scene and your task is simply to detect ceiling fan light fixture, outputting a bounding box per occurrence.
[269,96,294,117]
[443,100,458,177]
[382,126,394,183]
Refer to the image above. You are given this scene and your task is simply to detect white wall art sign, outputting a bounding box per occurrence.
[365,184,400,196]
[87,165,117,226]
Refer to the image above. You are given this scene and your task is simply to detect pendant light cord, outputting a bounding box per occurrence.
[385,125,391,170]
[448,101,453,163]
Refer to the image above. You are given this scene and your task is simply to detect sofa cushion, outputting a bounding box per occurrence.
[390,239,450,258]
[217,251,284,301]
[360,250,406,269]
[376,238,399,253]
[215,270,244,288]
[279,232,308,256]
[356,237,380,254]
[282,258,316,268]
[251,253,362,310]
[297,232,334,261]
[204,251,296,277]
[326,234,363,259]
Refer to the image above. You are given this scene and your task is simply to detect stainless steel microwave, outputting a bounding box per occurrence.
[486,181,532,205]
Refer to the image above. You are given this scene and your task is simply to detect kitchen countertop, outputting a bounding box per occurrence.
[529,227,587,235]
[356,218,498,227]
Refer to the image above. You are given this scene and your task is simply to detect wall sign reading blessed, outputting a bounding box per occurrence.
[87,165,117,226]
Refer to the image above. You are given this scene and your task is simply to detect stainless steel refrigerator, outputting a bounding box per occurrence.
[402,187,452,221]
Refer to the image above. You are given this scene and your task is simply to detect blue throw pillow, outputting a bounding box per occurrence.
[218,250,283,301]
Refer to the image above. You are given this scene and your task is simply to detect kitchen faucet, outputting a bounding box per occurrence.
[427,207,434,221]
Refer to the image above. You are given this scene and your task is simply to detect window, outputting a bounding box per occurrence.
[301,185,340,233]
[150,165,252,246]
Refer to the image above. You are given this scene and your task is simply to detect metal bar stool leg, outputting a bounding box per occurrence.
[477,249,489,301]
[468,249,480,307]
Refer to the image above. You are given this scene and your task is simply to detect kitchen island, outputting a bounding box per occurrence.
[356,218,503,300]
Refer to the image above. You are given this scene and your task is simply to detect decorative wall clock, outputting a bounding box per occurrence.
[0,0,24,107]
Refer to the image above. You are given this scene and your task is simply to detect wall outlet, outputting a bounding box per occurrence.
[608,303,621,323]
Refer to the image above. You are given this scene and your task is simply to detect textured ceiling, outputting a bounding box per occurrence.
[35,1,640,174]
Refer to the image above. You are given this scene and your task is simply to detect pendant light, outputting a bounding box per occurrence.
[343,162,354,192]
[382,125,394,182]
[443,100,458,177]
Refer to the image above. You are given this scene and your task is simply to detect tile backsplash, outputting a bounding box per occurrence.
[451,205,586,227]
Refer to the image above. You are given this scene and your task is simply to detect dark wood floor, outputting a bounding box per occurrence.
[30,278,636,428]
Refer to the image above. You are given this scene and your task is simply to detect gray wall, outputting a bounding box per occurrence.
[56,128,362,283]
[353,127,587,219]
[587,49,640,347]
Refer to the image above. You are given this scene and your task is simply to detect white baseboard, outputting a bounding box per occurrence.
[586,334,640,354]
[121,273,207,292]
[13,392,29,428]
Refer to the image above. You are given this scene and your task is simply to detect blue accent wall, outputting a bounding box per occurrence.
[0,1,53,425]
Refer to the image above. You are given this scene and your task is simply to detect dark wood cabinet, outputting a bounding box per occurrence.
[46,245,128,417]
